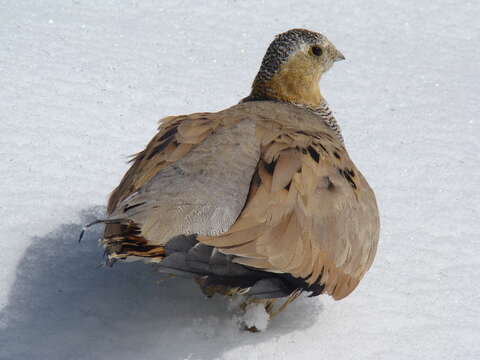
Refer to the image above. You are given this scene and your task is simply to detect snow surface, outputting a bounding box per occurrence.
[1,0,479,359]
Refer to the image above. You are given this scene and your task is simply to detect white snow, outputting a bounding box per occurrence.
[234,302,270,332]
[1,1,479,359]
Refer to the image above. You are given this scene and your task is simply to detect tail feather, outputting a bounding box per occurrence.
[104,222,166,262]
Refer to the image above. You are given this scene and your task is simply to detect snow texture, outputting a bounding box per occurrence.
[240,304,270,332]
[1,1,479,359]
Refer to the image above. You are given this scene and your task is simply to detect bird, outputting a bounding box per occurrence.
[84,28,379,323]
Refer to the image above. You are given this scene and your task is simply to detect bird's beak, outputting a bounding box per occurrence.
[334,50,345,62]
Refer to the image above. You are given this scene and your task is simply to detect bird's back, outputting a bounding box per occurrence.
[101,100,379,301]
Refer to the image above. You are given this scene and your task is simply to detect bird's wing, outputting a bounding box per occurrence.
[104,107,260,245]
[198,120,380,300]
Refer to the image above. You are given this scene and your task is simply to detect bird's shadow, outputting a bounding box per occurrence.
[0,207,321,360]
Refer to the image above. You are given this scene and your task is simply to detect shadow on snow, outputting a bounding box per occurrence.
[0,207,321,360]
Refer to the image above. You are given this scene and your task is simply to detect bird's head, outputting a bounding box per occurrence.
[246,29,344,107]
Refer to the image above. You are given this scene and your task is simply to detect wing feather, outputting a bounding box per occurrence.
[105,108,260,246]
[198,121,379,300]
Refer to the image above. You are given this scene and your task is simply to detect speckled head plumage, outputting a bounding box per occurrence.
[245,28,345,107]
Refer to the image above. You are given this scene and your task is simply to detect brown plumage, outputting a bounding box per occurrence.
[97,28,379,319]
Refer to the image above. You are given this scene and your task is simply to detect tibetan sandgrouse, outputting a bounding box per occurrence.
[87,29,380,318]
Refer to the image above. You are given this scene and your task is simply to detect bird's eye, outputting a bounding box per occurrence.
[311,46,323,56]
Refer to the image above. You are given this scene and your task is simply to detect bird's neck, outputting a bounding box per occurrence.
[242,76,344,145]
[246,66,325,108]
[305,102,344,145]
